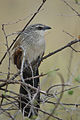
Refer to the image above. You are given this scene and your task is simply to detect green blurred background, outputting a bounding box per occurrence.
[0,0,80,120]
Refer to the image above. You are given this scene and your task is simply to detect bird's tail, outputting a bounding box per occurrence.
[19,64,40,118]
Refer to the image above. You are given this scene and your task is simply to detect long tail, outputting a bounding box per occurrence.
[12,48,40,117]
[19,65,40,118]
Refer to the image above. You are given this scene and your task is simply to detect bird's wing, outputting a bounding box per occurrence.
[11,36,24,69]
[12,47,23,69]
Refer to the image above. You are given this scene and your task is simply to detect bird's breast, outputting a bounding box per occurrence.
[23,38,45,64]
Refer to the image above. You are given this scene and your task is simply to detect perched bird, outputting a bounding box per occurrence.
[12,24,51,118]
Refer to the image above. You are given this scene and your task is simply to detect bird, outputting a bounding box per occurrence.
[12,24,51,118]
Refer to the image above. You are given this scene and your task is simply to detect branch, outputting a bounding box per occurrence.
[0,0,47,65]
[1,24,11,106]
[44,100,80,107]
[61,0,80,17]
[45,72,64,120]
[38,107,62,120]
[42,39,80,61]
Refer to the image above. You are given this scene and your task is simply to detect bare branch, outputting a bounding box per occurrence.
[45,72,65,120]
[61,0,80,17]
[42,39,80,61]
[0,0,47,65]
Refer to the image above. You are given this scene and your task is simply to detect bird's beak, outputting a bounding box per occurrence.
[43,26,51,30]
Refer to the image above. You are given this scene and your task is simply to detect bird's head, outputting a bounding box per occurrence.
[26,24,51,36]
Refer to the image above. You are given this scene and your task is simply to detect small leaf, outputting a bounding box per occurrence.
[25,118,29,120]
[25,118,30,120]
[6,92,10,95]
[31,115,37,119]
[2,92,6,96]
[46,68,59,77]
[75,0,78,4]
[32,99,38,105]
[75,75,80,82]
[68,90,74,95]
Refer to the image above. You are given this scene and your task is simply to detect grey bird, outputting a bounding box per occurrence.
[12,24,51,118]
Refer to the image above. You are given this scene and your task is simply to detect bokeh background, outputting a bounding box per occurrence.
[0,0,80,120]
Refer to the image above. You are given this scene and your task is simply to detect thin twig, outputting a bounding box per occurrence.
[1,24,11,106]
[0,0,47,65]
[44,100,80,107]
[45,72,64,120]
[42,39,80,61]
[61,0,80,17]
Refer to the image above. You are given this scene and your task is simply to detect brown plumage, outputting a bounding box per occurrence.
[12,47,23,69]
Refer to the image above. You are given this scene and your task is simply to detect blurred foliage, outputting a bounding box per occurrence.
[74,0,78,4]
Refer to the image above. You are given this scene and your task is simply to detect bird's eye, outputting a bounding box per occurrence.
[37,26,43,30]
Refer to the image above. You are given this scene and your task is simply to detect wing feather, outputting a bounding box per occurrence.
[12,47,23,69]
